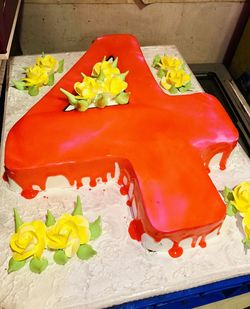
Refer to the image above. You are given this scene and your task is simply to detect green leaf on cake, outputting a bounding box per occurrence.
[78,99,89,111]
[112,57,118,68]
[223,186,234,203]
[115,92,130,105]
[169,86,178,94]
[89,216,102,240]
[47,73,55,86]
[118,70,129,81]
[57,59,64,73]
[72,196,83,216]
[45,209,56,227]
[12,80,26,90]
[77,244,97,260]
[152,55,161,68]
[226,201,238,216]
[8,257,26,273]
[28,85,39,96]
[13,208,23,232]
[157,68,166,79]
[54,250,69,265]
[60,88,78,105]
[242,237,250,249]
[29,257,48,274]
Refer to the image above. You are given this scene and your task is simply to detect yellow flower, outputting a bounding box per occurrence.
[92,60,120,78]
[46,214,90,257]
[232,181,250,213]
[161,69,190,90]
[10,221,46,261]
[36,55,58,73]
[102,76,128,96]
[74,76,98,101]
[23,65,49,87]
[160,55,183,71]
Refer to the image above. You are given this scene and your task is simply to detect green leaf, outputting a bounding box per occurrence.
[28,85,39,96]
[77,100,89,112]
[13,208,23,232]
[94,93,109,108]
[152,55,161,68]
[29,257,48,274]
[53,250,69,265]
[223,186,234,203]
[47,73,54,86]
[157,68,166,79]
[60,88,78,105]
[89,216,102,240]
[242,237,250,249]
[77,244,97,260]
[72,195,83,216]
[226,202,238,216]
[12,80,26,90]
[112,57,118,68]
[57,59,64,73]
[169,86,178,94]
[115,92,130,105]
[45,209,56,227]
[118,70,129,81]
[8,257,26,273]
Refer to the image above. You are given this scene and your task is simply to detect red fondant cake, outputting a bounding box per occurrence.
[4,34,238,257]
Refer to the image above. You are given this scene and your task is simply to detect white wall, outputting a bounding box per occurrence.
[19,1,244,63]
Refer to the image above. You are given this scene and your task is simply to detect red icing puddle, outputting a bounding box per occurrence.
[128,219,144,241]
[168,242,183,258]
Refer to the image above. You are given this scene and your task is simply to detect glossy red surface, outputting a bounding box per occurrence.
[5,34,238,256]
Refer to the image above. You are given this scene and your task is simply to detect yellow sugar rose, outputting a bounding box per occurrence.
[36,55,58,73]
[160,55,183,71]
[161,69,190,90]
[23,65,49,87]
[46,214,91,257]
[10,221,46,261]
[74,76,98,100]
[232,181,250,213]
[92,60,120,78]
[102,76,128,96]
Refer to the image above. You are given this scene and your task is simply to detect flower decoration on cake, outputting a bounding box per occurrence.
[223,181,250,248]
[60,56,130,111]
[152,54,191,94]
[8,196,102,274]
[12,53,64,96]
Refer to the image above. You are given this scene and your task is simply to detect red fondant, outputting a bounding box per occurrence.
[4,34,238,256]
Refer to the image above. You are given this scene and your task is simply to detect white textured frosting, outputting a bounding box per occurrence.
[0,50,249,309]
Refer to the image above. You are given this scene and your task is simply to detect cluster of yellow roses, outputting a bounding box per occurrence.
[8,197,101,274]
[223,181,250,247]
[13,54,64,96]
[60,56,130,111]
[152,54,191,94]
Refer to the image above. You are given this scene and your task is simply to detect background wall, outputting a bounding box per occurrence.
[19,0,245,63]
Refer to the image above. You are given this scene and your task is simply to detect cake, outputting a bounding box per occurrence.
[4,34,238,258]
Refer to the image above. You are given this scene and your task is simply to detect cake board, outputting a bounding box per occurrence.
[0,47,250,309]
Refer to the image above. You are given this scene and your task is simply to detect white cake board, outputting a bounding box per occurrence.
[0,48,249,309]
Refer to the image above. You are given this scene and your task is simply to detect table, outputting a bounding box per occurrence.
[0,48,249,309]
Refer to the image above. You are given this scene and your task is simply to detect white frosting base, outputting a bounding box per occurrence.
[0,50,250,308]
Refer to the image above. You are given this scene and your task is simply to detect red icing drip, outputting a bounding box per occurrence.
[199,236,207,248]
[168,242,183,258]
[21,188,39,199]
[126,199,132,207]
[120,185,129,196]
[128,219,144,241]
[2,171,8,182]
